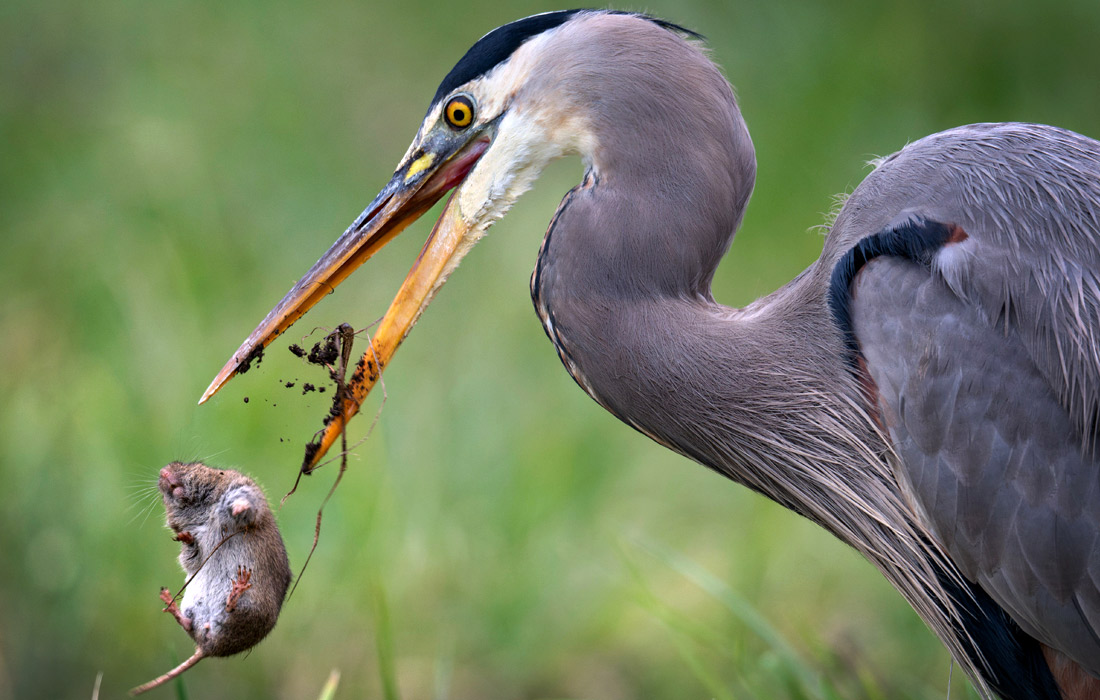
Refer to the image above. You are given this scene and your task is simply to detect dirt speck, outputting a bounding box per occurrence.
[243,397,249,404]
[288,344,306,358]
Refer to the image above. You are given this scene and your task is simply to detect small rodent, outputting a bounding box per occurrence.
[131,461,292,695]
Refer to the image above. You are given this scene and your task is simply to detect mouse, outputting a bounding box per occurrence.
[131,461,292,695]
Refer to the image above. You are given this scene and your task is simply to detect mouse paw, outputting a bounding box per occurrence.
[226,565,253,612]
[160,587,193,632]
[172,531,194,545]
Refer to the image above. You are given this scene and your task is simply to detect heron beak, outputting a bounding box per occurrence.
[200,130,492,468]
[299,193,478,471]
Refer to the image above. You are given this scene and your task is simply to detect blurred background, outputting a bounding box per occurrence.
[3,0,1099,698]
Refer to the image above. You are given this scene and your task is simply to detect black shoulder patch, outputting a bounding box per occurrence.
[827,217,953,368]
[430,10,703,106]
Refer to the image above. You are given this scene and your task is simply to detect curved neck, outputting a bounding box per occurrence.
[529,164,975,683]
[536,243,855,498]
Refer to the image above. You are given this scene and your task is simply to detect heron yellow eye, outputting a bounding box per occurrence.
[444,95,475,129]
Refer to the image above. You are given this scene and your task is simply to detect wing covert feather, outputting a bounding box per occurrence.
[830,124,1100,452]
[852,256,1100,676]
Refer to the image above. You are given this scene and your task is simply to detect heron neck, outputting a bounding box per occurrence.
[535,261,975,683]
[522,10,887,527]
[532,177,913,568]
[535,247,858,493]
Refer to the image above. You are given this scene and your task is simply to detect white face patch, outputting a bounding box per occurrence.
[447,23,598,234]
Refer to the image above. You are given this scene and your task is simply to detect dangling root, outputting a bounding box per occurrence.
[129,647,205,696]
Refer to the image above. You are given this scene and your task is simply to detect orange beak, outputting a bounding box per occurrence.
[200,131,492,471]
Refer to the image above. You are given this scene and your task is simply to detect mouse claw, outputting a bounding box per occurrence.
[160,588,193,632]
[226,565,253,612]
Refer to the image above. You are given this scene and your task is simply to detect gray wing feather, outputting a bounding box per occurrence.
[834,123,1100,447]
[838,123,1100,674]
[853,257,1100,674]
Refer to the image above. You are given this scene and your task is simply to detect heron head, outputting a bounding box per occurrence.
[200,10,716,469]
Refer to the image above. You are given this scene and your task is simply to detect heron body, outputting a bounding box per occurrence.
[204,10,1100,698]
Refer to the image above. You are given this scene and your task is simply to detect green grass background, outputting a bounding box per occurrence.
[3,1,1099,698]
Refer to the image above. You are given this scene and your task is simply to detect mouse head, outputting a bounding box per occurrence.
[159,462,238,528]
[159,460,224,503]
[159,461,273,533]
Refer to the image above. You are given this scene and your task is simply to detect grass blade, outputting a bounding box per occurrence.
[316,669,341,700]
[372,580,401,700]
[633,536,826,699]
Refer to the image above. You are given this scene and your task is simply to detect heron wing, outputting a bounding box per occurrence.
[851,249,1100,677]
[835,125,1100,677]
[839,124,1100,446]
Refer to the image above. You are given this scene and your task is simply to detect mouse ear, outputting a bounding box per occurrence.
[222,485,260,526]
[230,498,253,518]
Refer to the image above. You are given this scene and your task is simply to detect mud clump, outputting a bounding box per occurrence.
[302,440,321,472]
[307,334,339,366]
[236,345,265,375]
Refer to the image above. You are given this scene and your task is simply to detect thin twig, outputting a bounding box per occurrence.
[286,323,386,602]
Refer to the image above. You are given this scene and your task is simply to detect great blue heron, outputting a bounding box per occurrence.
[199,10,1100,699]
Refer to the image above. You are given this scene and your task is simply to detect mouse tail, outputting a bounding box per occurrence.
[129,647,205,696]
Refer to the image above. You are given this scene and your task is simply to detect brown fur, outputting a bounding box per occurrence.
[1043,644,1100,700]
